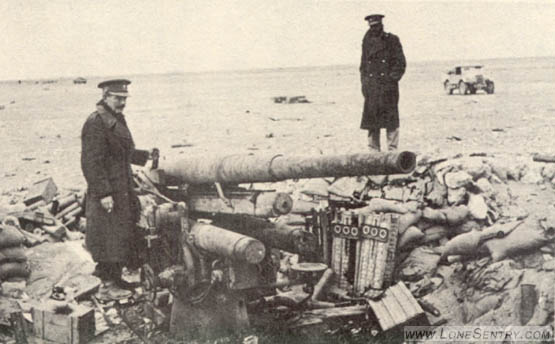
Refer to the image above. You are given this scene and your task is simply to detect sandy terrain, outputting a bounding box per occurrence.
[1,56,554,196]
[0,56,554,342]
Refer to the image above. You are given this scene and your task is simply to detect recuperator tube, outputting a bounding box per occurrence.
[189,221,266,264]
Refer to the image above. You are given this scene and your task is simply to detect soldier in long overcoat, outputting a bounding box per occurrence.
[360,14,406,151]
[81,79,150,289]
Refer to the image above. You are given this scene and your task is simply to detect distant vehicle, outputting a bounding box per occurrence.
[443,65,494,95]
[73,77,87,84]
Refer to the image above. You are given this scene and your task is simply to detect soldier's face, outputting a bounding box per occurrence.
[368,23,383,34]
[105,94,127,113]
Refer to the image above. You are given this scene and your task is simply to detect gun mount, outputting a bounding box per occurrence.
[132,150,418,338]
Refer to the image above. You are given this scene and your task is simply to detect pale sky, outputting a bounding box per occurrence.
[1,0,554,80]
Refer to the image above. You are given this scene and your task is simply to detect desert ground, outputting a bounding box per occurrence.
[1,56,554,194]
[1,57,555,342]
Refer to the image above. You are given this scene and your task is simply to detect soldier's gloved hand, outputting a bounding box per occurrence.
[100,195,114,213]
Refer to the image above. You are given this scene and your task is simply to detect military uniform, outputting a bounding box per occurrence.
[81,80,149,284]
[359,15,406,151]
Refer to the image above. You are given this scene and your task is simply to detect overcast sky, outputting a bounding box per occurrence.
[1,0,554,80]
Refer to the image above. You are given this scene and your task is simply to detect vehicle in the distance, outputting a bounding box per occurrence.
[443,65,495,95]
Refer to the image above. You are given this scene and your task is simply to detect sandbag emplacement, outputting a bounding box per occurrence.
[0,246,27,263]
[0,225,25,249]
[0,261,31,281]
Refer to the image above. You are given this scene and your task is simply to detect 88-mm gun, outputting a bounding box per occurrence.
[133,150,416,338]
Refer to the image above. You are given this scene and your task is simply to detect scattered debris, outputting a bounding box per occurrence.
[268,116,303,122]
[272,95,311,104]
[533,153,555,163]
[170,143,194,148]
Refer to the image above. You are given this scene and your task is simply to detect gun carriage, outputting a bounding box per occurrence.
[131,150,419,337]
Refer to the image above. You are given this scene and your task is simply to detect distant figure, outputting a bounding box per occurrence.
[81,79,153,298]
[359,14,406,151]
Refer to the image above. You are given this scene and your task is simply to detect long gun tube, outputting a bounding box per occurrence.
[159,151,416,186]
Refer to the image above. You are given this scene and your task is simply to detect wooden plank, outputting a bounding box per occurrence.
[370,299,395,331]
[289,305,368,328]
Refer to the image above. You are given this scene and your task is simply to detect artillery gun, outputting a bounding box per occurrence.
[132,150,417,338]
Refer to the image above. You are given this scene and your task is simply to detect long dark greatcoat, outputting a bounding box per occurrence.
[359,30,406,131]
[81,101,148,265]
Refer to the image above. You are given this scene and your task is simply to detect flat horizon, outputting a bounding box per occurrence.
[2,54,554,83]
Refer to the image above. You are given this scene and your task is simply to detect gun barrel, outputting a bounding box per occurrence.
[160,151,416,185]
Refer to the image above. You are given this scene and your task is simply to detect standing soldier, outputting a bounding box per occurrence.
[81,79,152,297]
[360,14,406,151]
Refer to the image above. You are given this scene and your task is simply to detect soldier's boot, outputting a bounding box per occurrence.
[108,263,139,290]
[96,280,133,302]
[92,262,111,280]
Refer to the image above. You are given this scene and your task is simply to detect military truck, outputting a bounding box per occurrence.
[443,65,495,95]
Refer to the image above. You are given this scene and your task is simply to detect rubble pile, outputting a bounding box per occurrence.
[282,153,555,327]
[0,177,85,249]
[1,152,555,343]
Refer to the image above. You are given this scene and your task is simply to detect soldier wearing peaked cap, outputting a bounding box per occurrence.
[359,14,406,151]
[81,79,155,294]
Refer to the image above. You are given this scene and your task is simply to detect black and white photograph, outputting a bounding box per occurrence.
[0,1,554,343]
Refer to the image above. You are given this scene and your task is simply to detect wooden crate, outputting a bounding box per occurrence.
[24,177,58,206]
[32,300,95,344]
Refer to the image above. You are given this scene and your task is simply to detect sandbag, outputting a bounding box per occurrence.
[425,178,447,207]
[328,176,367,199]
[463,294,503,324]
[0,261,31,281]
[481,220,524,238]
[444,171,472,189]
[440,230,483,259]
[444,205,470,226]
[447,187,466,205]
[484,224,549,262]
[0,246,27,263]
[398,210,422,235]
[398,226,424,249]
[364,198,410,214]
[422,225,448,243]
[0,225,25,249]
[300,179,329,198]
[422,207,446,223]
[488,161,509,182]
[468,194,488,220]
[454,219,481,235]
